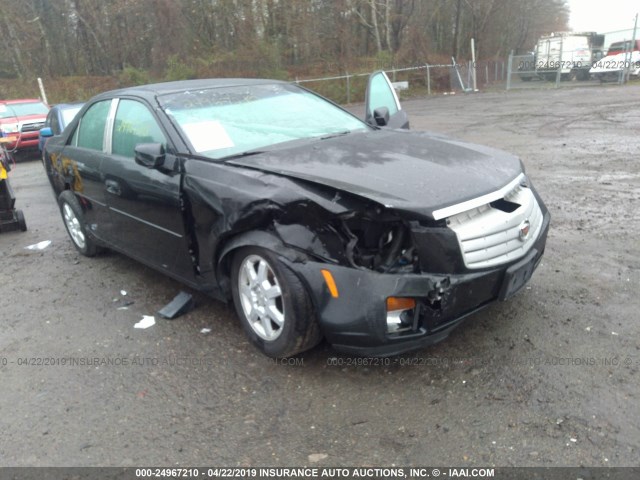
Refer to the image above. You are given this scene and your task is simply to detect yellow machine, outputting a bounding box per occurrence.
[0,137,27,232]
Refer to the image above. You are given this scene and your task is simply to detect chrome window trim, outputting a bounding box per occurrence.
[104,98,120,154]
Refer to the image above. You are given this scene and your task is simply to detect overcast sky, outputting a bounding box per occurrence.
[567,0,639,33]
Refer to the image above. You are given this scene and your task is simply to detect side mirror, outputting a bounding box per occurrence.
[135,143,165,168]
[39,127,53,138]
[373,107,390,126]
[364,71,410,129]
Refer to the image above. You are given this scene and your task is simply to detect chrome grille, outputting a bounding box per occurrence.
[21,122,45,133]
[447,184,543,269]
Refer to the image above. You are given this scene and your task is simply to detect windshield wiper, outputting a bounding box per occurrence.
[220,149,267,161]
[320,130,351,140]
[181,149,266,163]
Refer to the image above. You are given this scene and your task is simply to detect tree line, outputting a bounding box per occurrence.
[0,0,569,81]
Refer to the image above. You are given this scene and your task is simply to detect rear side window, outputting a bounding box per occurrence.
[112,99,166,158]
[75,100,111,151]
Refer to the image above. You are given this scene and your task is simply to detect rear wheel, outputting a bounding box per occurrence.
[230,247,321,357]
[58,190,98,256]
[576,70,590,81]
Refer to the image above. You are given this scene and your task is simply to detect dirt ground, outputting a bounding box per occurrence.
[0,84,638,468]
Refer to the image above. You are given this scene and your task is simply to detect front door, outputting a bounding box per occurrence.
[99,98,187,272]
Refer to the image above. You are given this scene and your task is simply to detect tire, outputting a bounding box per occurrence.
[577,70,590,81]
[58,190,98,257]
[230,246,322,358]
[16,209,27,232]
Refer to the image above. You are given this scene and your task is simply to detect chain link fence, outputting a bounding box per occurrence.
[294,60,507,104]
[292,22,639,102]
[506,51,603,90]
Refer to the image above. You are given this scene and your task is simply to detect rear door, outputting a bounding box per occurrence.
[57,99,113,237]
[364,71,409,129]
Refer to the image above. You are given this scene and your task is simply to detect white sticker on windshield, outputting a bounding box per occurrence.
[0,105,6,113]
[181,121,234,152]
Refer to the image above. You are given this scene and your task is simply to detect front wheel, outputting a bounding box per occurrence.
[230,247,321,358]
[58,190,98,256]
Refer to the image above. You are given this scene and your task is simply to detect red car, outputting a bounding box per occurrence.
[0,99,49,152]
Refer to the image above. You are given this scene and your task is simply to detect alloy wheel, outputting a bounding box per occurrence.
[63,202,86,250]
[237,254,285,341]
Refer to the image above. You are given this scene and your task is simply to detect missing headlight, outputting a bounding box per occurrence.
[340,216,416,273]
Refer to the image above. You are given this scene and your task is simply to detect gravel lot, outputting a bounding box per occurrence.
[1,84,639,467]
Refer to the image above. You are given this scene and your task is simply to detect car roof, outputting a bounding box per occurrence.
[93,78,287,101]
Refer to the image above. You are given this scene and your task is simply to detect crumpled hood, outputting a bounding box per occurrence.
[227,129,523,219]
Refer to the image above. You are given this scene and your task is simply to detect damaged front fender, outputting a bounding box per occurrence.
[215,229,311,297]
[183,158,421,290]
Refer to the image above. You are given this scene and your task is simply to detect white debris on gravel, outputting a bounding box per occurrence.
[308,453,328,463]
[24,240,52,250]
[134,315,156,329]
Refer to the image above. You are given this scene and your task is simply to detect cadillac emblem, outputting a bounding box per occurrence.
[519,220,531,241]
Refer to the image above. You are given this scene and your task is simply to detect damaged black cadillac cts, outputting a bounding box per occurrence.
[43,72,550,357]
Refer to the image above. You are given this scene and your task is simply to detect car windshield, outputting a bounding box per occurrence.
[61,106,83,127]
[607,41,639,55]
[0,101,49,119]
[160,83,369,159]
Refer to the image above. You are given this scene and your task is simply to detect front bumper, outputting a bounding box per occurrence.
[286,211,550,357]
[0,132,39,151]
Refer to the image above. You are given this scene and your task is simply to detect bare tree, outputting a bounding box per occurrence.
[0,0,570,81]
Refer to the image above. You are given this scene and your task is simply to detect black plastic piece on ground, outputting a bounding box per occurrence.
[157,291,195,319]
[0,178,27,233]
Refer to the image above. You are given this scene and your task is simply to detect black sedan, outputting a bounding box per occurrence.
[43,73,550,357]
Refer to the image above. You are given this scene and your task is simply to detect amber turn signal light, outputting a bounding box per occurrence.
[386,297,416,311]
[321,269,339,298]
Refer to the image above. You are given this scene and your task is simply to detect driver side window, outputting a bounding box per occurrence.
[112,99,166,159]
[368,72,399,116]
